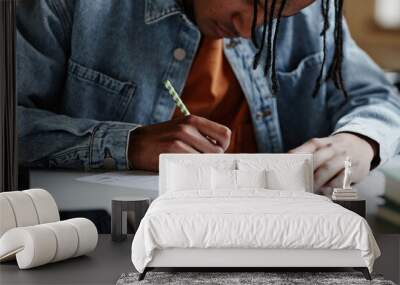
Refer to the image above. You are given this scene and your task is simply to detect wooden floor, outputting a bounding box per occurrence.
[374,234,400,284]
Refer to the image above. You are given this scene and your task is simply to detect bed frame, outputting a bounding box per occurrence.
[138,154,372,281]
[139,248,371,280]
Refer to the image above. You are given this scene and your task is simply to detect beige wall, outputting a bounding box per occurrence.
[345,0,400,70]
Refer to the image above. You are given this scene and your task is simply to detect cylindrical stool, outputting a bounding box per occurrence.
[111,197,150,242]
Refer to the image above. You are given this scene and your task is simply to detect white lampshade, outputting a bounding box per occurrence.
[375,0,400,29]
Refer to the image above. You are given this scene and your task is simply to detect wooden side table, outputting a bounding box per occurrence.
[112,196,151,242]
[332,199,366,218]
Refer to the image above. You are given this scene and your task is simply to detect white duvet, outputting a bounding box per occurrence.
[131,190,380,273]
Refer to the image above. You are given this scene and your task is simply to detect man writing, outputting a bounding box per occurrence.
[17,0,400,191]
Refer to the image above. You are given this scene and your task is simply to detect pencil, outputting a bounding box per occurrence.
[163,79,219,146]
[163,80,191,116]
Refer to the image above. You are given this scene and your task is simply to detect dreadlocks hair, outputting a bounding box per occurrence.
[251,0,348,98]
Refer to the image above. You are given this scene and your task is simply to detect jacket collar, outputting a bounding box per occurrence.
[144,0,185,24]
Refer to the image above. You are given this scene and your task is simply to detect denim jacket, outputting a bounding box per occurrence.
[17,0,400,170]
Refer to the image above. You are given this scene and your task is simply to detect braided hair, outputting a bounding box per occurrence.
[251,0,348,98]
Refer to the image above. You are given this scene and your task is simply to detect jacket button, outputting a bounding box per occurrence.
[173,48,186,61]
[263,109,272,117]
[256,108,272,120]
[226,39,240,49]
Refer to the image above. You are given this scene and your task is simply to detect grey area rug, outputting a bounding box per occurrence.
[116,272,395,285]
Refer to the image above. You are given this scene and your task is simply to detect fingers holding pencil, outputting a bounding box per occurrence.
[182,115,231,151]
[128,80,231,171]
[128,115,231,171]
[163,79,231,151]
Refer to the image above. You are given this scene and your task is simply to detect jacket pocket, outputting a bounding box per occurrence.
[275,52,330,150]
[276,52,324,90]
[63,59,136,121]
[275,51,326,105]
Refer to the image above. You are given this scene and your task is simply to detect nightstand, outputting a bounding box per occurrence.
[111,196,151,242]
[332,199,366,218]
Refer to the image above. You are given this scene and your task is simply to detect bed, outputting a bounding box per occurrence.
[131,154,380,281]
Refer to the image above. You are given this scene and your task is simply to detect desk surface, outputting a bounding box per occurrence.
[1,235,399,285]
[0,235,134,285]
[29,170,159,214]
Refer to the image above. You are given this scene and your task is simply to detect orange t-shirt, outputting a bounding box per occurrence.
[172,38,258,153]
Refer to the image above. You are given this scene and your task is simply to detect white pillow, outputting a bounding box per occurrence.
[236,169,268,188]
[212,168,237,190]
[167,163,212,191]
[211,169,268,191]
[237,159,309,191]
[267,162,308,191]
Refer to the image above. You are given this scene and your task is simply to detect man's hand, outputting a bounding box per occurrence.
[128,115,231,171]
[289,133,378,191]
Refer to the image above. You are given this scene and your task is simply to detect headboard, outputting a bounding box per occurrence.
[159,154,314,195]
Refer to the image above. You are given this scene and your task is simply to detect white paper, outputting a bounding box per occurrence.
[76,171,159,191]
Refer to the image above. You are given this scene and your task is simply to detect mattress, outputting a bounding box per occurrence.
[131,190,380,273]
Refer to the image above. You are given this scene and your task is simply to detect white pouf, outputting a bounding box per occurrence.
[24,189,60,223]
[0,189,98,269]
[0,218,98,269]
[0,196,17,237]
